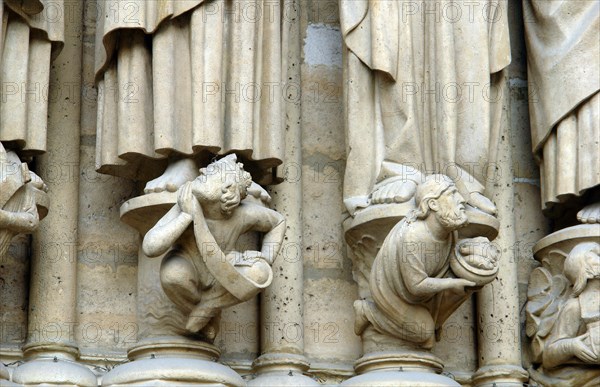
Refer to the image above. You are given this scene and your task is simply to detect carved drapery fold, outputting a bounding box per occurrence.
[94,0,284,184]
[524,0,600,215]
[340,0,510,214]
[0,0,63,157]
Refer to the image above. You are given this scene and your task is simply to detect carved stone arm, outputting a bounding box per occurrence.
[400,244,476,299]
[0,203,39,234]
[543,337,581,369]
[408,277,474,298]
[542,300,596,368]
[142,205,193,258]
[258,212,286,265]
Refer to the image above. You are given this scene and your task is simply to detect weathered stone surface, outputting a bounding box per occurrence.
[0,0,597,385]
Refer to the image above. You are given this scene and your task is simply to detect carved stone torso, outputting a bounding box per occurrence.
[371,219,452,306]
[174,202,284,290]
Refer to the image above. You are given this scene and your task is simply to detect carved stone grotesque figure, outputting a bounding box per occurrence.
[94,0,283,190]
[523,0,599,224]
[527,242,600,386]
[142,154,285,340]
[340,0,510,216]
[354,175,499,348]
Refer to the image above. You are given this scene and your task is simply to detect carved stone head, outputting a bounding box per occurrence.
[412,174,468,230]
[564,242,600,296]
[192,154,253,215]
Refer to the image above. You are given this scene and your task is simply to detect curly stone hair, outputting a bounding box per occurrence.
[198,154,252,199]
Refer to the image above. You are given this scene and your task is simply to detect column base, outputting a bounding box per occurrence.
[341,371,459,386]
[101,337,245,387]
[12,344,96,387]
[0,362,10,379]
[0,363,18,387]
[341,351,459,387]
[472,365,529,387]
[247,353,319,386]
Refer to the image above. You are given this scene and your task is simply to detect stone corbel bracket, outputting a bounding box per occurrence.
[342,188,500,385]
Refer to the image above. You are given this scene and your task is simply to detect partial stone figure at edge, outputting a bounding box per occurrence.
[527,242,600,387]
[142,155,285,341]
[0,0,59,251]
[524,0,600,225]
[0,142,46,259]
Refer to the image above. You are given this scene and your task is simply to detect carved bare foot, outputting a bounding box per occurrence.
[423,333,435,350]
[467,192,497,215]
[186,310,212,334]
[144,158,199,194]
[371,179,417,205]
[578,202,600,224]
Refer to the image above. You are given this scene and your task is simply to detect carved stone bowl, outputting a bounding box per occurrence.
[228,250,273,287]
[450,251,499,286]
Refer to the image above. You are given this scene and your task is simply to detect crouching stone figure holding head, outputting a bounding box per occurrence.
[354,175,500,348]
[142,154,285,340]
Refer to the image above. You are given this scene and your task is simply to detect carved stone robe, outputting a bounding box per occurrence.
[365,218,469,345]
[524,0,600,215]
[340,0,510,214]
[530,292,600,387]
[94,0,283,184]
[0,0,63,157]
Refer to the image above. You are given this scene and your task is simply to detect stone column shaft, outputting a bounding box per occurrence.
[473,75,528,387]
[249,1,318,385]
[261,0,305,358]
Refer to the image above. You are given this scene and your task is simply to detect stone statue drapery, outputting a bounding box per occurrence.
[0,2,57,381]
[524,0,599,219]
[0,0,63,157]
[340,0,511,215]
[94,0,283,184]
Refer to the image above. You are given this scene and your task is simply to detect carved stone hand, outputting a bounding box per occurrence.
[573,333,598,363]
[447,278,477,296]
[177,181,199,217]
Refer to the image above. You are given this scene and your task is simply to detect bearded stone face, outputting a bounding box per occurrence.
[434,188,468,231]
